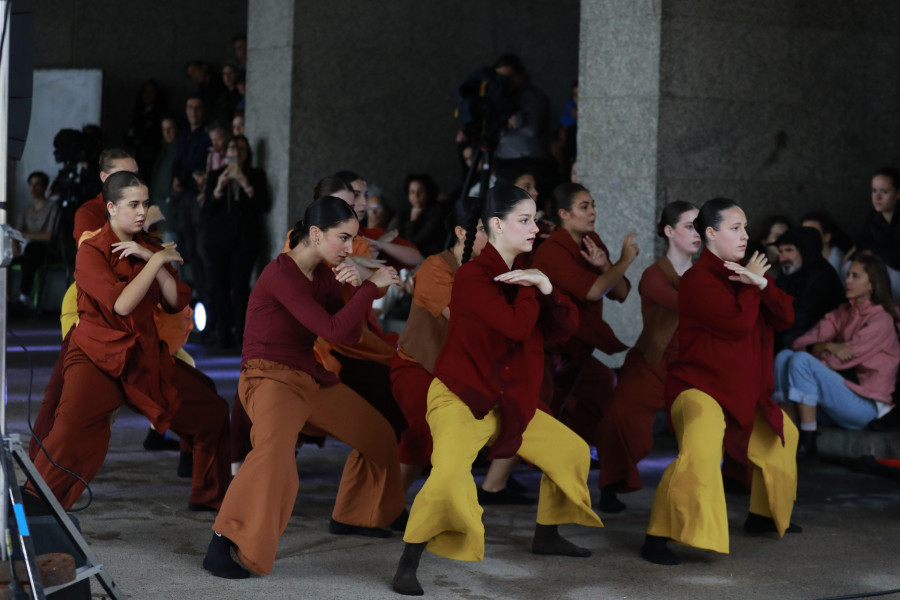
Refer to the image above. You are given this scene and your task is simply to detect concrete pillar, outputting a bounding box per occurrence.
[246,0,297,257]
[578,0,662,362]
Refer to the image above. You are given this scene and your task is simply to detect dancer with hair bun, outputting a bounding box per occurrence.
[204,196,405,579]
[392,185,603,596]
[641,198,800,566]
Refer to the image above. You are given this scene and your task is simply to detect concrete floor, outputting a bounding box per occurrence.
[5,318,900,600]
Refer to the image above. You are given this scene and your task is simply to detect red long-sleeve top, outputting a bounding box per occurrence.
[665,249,794,462]
[73,193,106,243]
[532,227,629,354]
[241,253,379,385]
[433,242,578,458]
[71,223,191,432]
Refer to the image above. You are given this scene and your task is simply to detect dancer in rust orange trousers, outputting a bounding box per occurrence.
[203,196,405,579]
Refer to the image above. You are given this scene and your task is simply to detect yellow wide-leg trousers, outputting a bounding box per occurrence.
[403,379,604,561]
[647,388,798,554]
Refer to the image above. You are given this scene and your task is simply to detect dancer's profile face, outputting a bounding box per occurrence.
[558,191,595,236]
[314,218,359,265]
[706,207,748,262]
[667,209,700,256]
[492,198,539,255]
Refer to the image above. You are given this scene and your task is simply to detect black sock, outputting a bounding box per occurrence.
[203,532,250,579]
[598,485,626,513]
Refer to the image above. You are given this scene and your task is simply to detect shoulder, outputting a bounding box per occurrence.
[421,253,454,276]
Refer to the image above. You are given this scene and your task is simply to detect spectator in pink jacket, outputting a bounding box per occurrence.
[774,253,900,460]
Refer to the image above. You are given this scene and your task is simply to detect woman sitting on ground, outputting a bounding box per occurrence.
[774,253,900,459]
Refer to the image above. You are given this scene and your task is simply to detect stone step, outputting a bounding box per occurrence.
[817,426,900,459]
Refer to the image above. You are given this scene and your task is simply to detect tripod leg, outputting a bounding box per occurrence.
[11,442,123,599]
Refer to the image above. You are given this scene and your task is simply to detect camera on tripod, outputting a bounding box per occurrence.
[454,66,513,149]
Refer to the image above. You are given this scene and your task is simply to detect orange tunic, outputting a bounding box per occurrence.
[72,223,191,432]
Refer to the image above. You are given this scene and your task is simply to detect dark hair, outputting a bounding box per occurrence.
[98,148,134,174]
[551,182,588,225]
[313,175,352,200]
[873,166,900,190]
[462,184,533,263]
[185,93,204,105]
[232,33,247,44]
[801,210,851,252]
[694,197,741,242]
[287,196,357,249]
[754,214,791,246]
[447,196,482,254]
[27,171,50,188]
[494,163,535,188]
[227,134,253,166]
[657,201,697,238]
[404,173,438,206]
[103,171,146,219]
[334,170,364,187]
[851,253,899,319]
[207,121,231,137]
[494,53,525,77]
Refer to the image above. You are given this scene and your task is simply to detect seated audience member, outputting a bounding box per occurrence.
[201,134,269,348]
[12,171,58,306]
[232,33,247,69]
[595,202,698,513]
[801,211,848,275]
[399,173,446,257]
[215,62,242,123]
[775,253,900,459]
[847,167,900,299]
[773,227,846,350]
[756,215,791,270]
[364,184,399,232]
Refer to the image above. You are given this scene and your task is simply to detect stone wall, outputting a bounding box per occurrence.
[658,0,900,240]
[249,0,581,230]
[33,0,248,146]
[579,0,900,359]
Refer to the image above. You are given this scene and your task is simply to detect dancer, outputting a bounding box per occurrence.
[641,197,800,565]
[32,171,229,511]
[595,201,699,513]
[390,196,533,507]
[532,183,638,446]
[204,196,405,578]
[392,185,603,596]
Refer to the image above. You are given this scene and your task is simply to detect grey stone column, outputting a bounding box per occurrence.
[246,0,297,258]
[578,0,662,363]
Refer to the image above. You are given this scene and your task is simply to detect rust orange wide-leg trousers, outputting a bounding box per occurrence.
[213,359,404,575]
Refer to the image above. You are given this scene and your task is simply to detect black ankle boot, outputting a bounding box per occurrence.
[203,533,250,579]
[641,534,679,565]
[744,512,803,534]
[531,523,591,557]
[598,485,626,513]
[143,427,179,451]
[392,542,426,596]
[796,430,818,461]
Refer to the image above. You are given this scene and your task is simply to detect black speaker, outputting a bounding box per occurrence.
[7,0,34,161]
[26,515,91,600]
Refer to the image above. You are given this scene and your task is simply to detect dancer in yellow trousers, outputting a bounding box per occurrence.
[642,198,801,565]
[392,185,603,596]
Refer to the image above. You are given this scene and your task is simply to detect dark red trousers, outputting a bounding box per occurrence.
[32,343,230,510]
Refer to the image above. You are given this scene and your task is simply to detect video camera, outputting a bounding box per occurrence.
[455,66,512,149]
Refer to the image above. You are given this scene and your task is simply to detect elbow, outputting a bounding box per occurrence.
[113,301,133,317]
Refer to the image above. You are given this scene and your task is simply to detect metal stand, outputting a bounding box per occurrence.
[2,436,122,599]
[1,2,121,597]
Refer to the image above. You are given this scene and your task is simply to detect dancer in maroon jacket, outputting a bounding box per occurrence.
[642,197,801,565]
[391,185,603,596]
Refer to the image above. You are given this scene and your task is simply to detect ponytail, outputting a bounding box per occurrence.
[288,219,306,249]
[461,195,483,264]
